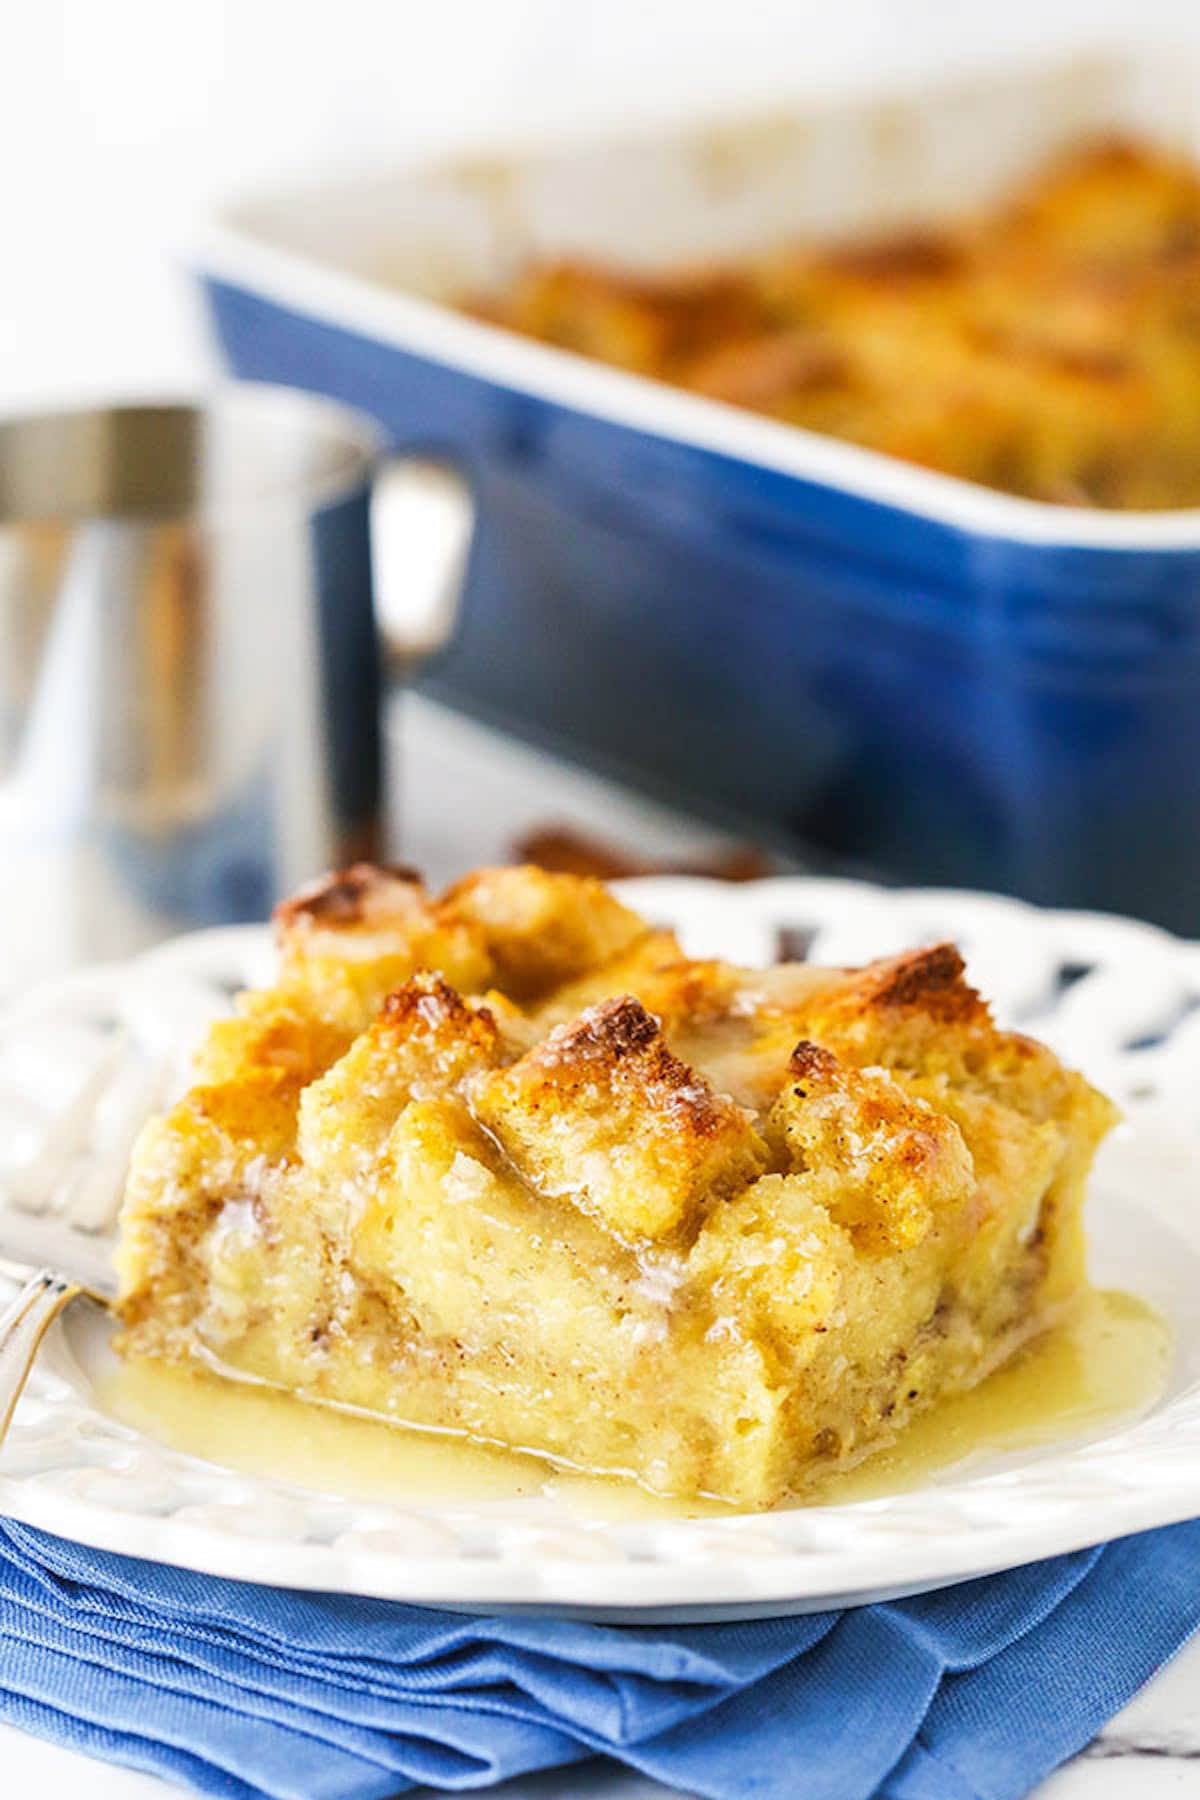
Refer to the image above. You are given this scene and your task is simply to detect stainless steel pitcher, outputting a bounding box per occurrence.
[0,385,472,983]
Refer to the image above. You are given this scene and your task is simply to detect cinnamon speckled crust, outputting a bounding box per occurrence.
[115,864,1117,1506]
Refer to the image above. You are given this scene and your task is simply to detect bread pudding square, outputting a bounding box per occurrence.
[116,864,1118,1506]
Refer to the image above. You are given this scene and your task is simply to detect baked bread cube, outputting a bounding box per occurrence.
[472,996,767,1242]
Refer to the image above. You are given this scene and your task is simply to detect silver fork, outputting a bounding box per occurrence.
[0,1266,87,1439]
[0,1023,162,1449]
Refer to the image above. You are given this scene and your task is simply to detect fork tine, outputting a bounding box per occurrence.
[0,1270,81,1444]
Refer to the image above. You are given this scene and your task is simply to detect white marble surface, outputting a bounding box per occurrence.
[0,693,1198,1798]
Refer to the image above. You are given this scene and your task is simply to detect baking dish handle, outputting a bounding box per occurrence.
[370,455,475,675]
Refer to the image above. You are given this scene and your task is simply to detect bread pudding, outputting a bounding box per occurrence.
[115,865,1117,1506]
[467,137,1200,509]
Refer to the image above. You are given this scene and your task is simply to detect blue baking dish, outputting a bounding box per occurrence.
[197,53,1200,930]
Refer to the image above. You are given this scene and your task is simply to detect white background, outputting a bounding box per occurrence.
[4,0,1200,413]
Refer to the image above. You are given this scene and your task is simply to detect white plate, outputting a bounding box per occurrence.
[0,876,1198,1621]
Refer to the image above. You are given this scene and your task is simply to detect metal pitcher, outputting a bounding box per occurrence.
[0,385,471,983]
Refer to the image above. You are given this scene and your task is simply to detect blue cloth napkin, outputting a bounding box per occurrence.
[1,1517,1198,1800]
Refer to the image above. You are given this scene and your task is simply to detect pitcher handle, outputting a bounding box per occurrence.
[370,456,475,676]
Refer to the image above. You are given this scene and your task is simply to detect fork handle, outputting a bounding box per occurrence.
[0,1271,80,1445]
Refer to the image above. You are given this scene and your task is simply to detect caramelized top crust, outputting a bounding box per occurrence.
[298,974,503,1190]
[270,863,652,1032]
[857,943,987,1019]
[439,865,647,1001]
[379,971,496,1044]
[472,996,767,1242]
[541,993,661,1062]
[118,865,1118,1316]
[788,1040,839,1083]
[785,942,994,1069]
[780,941,1121,1145]
[274,863,424,932]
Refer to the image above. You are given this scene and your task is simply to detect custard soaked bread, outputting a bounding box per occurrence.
[116,866,1117,1506]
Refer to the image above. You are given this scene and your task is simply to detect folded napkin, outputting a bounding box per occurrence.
[1,1517,1198,1800]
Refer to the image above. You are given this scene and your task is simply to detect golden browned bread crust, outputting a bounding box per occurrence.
[116,864,1118,1505]
[474,995,768,1242]
[274,862,425,930]
[465,136,1200,509]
